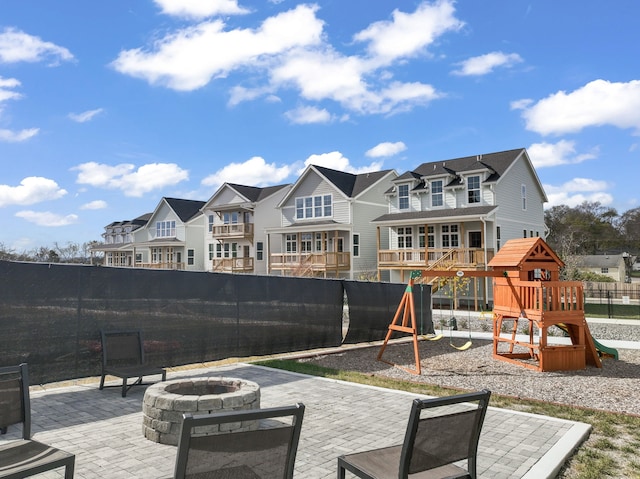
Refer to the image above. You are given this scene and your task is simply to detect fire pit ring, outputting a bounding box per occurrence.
[142,377,260,445]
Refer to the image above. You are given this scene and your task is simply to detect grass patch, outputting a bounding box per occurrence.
[256,359,640,479]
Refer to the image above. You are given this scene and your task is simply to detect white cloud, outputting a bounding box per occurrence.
[517,79,640,136]
[366,141,407,158]
[113,2,456,116]
[111,4,323,91]
[68,108,104,123]
[0,128,39,142]
[0,27,74,65]
[0,76,22,102]
[544,178,613,208]
[0,177,67,207]
[451,51,523,76]
[284,105,332,124]
[301,151,383,175]
[15,210,78,227]
[154,0,249,19]
[201,156,292,188]
[73,162,189,197]
[80,200,108,210]
[528,140,597,168]
[354,0,464,62]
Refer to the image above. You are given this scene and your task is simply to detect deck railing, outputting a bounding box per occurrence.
[378,248,493,268]
[270,252,350,276]
[212,257,254,273]
[493,279,584,319]
[211,223,254,238]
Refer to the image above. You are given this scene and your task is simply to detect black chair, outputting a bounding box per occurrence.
[99,329,167,397]
[337,390,491,479]
[0,363,75,478]
[173,403,305,479]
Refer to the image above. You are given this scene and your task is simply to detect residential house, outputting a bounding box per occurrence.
[133,197,206,271]
[266,164,397,279]
[202,183,291,274]
[571,254,631,282]
[95,213,151,267]
[371,148,547,296]
[94,197,206,271]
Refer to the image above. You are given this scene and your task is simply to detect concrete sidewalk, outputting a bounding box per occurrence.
[1,363,590,478]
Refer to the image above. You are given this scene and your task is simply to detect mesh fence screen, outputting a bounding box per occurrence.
[0,261,422,384]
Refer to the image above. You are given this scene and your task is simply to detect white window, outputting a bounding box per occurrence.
[208,215,214,232]
[521,184,527,210]
[397,227,413,249]
[151,247,161,263]
[209,244,214,260]
[398,185,409,210]
[256,242,264,261]
[301,233,312,252]
[156,220,176,238]
[223,212,238,224]
[442,225,459,248]
[187,249,194,265]
[286,234,297,253]
[467,176,480,204]
[431,180,443,207]
[295,195,332,219]
[353,234,360,257]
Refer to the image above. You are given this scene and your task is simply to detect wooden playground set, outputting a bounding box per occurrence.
[378,237,619,375]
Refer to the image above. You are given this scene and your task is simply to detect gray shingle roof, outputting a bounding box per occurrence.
[314,165,394,198]
[164,198,206,222]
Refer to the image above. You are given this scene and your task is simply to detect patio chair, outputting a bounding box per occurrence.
[173,403,305,479]
[99,329,167,397]
[0,363,75,479]
[337,389,491,479]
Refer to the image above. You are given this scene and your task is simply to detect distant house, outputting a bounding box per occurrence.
[94,197,205,271]
[266,164,398,279]
[94,213,151,267]
[571,254,631,282]
[202,182,291,274]
[372,148,548,285]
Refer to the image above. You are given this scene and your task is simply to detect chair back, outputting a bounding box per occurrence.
[174,403,305,479]
[0,363,31,439]
[101,329,145,367]
[400,389,491,477]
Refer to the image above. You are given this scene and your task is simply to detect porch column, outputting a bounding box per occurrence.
[376,226,381,281]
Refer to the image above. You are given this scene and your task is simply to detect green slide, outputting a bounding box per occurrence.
[557,323,619,360]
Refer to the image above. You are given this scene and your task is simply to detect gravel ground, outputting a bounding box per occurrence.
[300,317,640,416]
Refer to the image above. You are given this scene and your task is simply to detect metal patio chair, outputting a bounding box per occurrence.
[99,329,167,397]
[337,390,491,479]
[173,403,305,479]
[0,363,75,478]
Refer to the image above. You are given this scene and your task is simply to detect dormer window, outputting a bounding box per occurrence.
[431,180,443,207]
[467,175,481,204]
[398,184,409,210]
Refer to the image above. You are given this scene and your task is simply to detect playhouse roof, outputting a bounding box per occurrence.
[488,237,564,270]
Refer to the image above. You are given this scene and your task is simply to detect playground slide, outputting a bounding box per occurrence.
[557,323,619,360]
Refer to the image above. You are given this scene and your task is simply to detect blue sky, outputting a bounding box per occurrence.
[1,0,639,252]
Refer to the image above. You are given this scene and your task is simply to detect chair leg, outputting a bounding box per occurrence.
[337,460,346,479]
[99,374,105,390]
[65,459,75,479]
[121,378,128,397]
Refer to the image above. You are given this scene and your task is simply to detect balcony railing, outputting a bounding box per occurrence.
[136,262,185,271]
[270,252,350,277]
[211,223,254,239]
[212,257,254,273]
[377,248,494,269]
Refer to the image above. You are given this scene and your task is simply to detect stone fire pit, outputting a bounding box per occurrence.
[142,377,260,445]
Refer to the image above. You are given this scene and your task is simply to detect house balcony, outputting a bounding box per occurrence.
[212,257,254,273]
[270,252,350,277]
[377,248,494,270]
[211,223,254,240]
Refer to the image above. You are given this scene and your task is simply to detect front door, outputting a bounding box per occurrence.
[469,231,482,248]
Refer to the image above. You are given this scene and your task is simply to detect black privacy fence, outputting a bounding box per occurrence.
[0,261,428,384]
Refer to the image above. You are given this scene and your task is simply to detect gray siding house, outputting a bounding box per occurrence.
[202,183,291,274]
[372,148,548,286]
[266,164,397,279]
